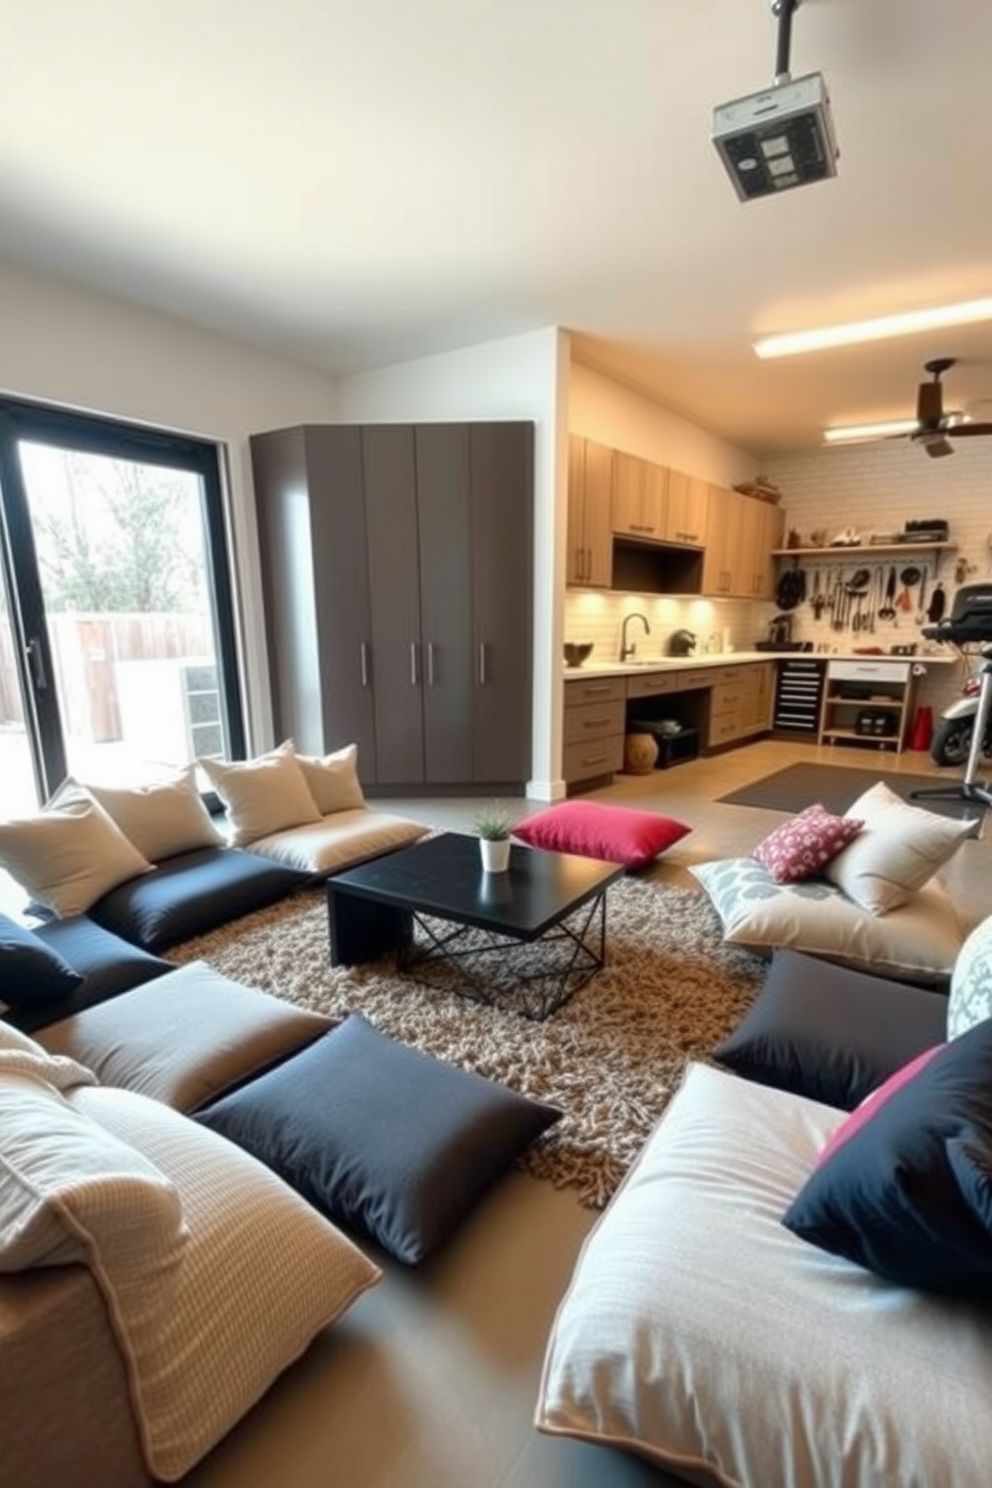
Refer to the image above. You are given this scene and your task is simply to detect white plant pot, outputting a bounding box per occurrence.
[479,837,511,872]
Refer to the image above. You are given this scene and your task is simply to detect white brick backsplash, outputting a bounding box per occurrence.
[759,439,992,719]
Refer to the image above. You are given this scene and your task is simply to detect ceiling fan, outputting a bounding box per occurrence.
[908,358,992,458]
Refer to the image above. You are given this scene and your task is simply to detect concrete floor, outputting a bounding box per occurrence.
[182,735,989,1488]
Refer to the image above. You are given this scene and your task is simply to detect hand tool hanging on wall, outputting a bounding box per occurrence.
[927,580,946,624]
[915,565,929,625]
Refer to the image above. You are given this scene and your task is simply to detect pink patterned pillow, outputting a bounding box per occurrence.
[753,804,864,884]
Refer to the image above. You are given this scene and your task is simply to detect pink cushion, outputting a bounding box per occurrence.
[753,803,864,883]
[816,1044,944,1167]
[512,801,690,870]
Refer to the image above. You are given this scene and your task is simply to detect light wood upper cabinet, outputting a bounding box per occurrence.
[702,485,747,595]
[748,499,785,599]
[567,435,614,587]
[664,469,708,546]
[612,452,668,539]
[703,487,784,598]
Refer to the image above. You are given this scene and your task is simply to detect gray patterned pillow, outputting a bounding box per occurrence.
[690,857,963,983]
[947,916,992,1039]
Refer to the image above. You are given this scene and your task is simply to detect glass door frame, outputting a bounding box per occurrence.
[0,396,246,803]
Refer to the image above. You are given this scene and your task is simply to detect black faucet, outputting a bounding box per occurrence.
[620,611,650,662]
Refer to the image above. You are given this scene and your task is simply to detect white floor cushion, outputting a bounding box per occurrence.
[70,1083,381,1482]
[536,1062,992,1488]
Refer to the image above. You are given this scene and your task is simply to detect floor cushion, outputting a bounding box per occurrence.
[197,1011,561,1264]
[37,961,331,1112]
[8,917,174,1035]
[536,1062,992,1488]
[70,1080,381,1482]
[86,845,308,951]
[513,801,690,870]
[248,808,428,877]
[714,948,949,1109]
[691,856,963,983]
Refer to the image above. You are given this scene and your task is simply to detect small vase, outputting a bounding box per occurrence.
[480,837,511,872]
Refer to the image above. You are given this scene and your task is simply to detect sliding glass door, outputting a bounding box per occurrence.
[0,398,245,819]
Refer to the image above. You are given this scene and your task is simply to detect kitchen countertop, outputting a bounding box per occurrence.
[564,650,957,680]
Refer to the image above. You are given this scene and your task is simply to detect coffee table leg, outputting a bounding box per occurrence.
[326,887,412,966]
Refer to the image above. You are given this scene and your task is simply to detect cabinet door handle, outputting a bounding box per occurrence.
[410,642,419,686]
[478,642,488,685]
[25,637,48,690]
[426,642,436,686]
[360,642,370,688]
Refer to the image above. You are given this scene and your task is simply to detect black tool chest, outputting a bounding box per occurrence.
[772,658,825,734]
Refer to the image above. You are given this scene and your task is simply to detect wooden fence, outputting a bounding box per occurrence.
[0,613,212,742]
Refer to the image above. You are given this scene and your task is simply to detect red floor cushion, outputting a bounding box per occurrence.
[513,801,690,871]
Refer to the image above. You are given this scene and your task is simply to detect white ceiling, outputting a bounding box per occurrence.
[3,0,992,456]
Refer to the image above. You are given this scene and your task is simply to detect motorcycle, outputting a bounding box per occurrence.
[931,648,992,767]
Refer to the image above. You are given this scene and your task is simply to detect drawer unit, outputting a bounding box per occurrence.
[706,663,774,748]
[563,675,626,786]
[563,699,626,746]
[562,735,625,784]
[626,667,711,700]
[773,659,825,734]
[563,676,626,705]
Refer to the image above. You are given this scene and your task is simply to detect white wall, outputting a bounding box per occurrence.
[337,327,567,798]
[763,439,992,717]
[0,255,343,746]
[569,361,757,487]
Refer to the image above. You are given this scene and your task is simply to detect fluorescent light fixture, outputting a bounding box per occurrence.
[823,418,919,444]
[823,412,967,445]
[754,296,992,359]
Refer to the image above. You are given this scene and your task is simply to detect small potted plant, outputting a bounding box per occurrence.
[473,805,514,872]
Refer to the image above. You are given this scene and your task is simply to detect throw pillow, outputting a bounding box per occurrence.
[947,913,992,1039]
[823,779,975,915]
[752,803,864,883]
[294,742,366,814]
[196,1012,562,1264]
[691,856,964,983]
[70,1080,381,1481]
[512,801,691,871]
[198,740,322,847]
[38,960,331,1112]
[0,1062,185,1274]
[713,948,950,1109]
[0,912,84,1008]
[85,764,223,862]
[0,782,153,918]
[782,1019,992,1293]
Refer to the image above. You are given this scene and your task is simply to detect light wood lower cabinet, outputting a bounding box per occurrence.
[706,663,775,747]
[563,677,625,784]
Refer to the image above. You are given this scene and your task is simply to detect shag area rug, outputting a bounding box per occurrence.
[170,879,765,1209]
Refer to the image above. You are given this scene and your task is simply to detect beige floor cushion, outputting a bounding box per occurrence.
[537,1062,992,1488]
[249,807,428,876]
[70,1082,380,1481]
[37,961,330,1112]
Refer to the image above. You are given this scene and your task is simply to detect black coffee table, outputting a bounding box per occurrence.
[325,832,624,1020]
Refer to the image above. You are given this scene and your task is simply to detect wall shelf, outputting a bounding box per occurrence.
[773,542,957,576]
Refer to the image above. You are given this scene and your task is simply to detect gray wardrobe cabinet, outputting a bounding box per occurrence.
[249,421,533,792]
